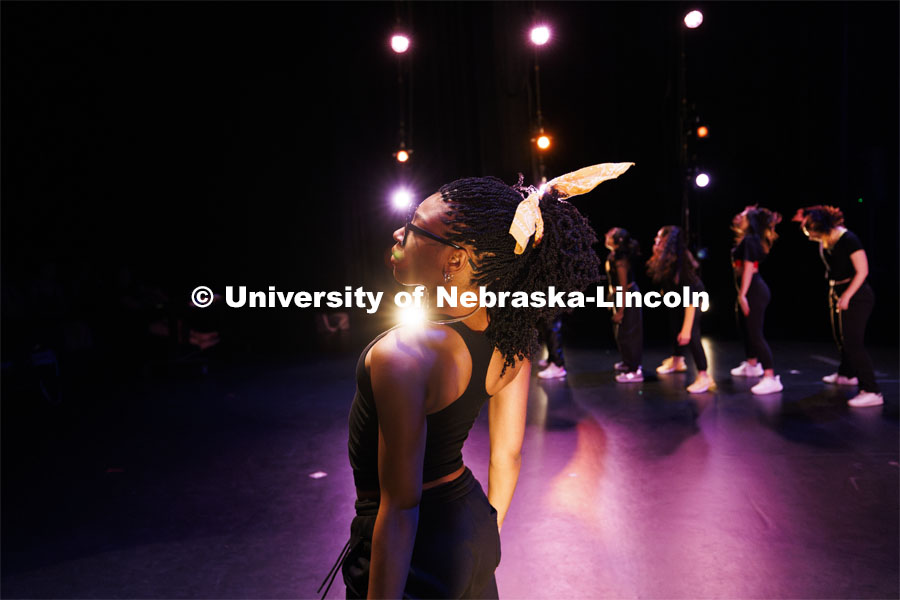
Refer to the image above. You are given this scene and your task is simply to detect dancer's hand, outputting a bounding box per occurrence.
[612,309,624,324]
[738,295,750,316]
[837,293,851,311]
[677,330,691,345]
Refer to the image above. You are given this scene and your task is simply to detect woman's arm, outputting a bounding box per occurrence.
[612,259,629,322]
[678,305,696,345]
[487,359,530,532]
[738,262,754,316]
[837,249,869,310]
[367,332,432,599]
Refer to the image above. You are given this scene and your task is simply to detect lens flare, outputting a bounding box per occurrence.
[684,10,703,29]
[530,26,551,46]
[392,189,412,209]
[398,305,425,327]
[695,173,710,188]
[391,35,410,53]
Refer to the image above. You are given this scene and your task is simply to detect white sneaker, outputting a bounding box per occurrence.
[822,372,859,386]
[751,375,783,395]
[613,361,628,372]
[731,361,764,377]
[616,368,643,383]
[657,358,687,374]
[848,391,884,408]
[686,376,714,394]
[537,363,567,379]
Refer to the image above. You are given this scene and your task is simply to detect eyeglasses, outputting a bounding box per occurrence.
[402,206,466,250]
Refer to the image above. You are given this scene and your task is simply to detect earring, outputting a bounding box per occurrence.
[443,272,453,282]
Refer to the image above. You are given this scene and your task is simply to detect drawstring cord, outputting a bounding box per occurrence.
[828,286,845,353]
[317,538,354,599]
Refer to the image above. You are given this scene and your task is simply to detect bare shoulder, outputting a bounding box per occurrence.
[369,322,457,379]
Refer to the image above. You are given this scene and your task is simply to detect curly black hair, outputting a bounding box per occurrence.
[646,225,700,288]
[437,176,602,371]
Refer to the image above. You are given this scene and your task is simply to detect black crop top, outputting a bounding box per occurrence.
[731,235,766,265]
[821,230,864,281]
[347,320,494,491]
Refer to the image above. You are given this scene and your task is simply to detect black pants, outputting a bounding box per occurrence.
[614,303,643,372]
[736,274,774,370]
[831,282,879,393]
[539,317,564,367]
[670,305,707,372]
[342,468,501,599]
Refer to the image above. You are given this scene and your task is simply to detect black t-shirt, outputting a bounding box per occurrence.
[822,230,864,280]
[731,235,766,264]
[605,252,635,288]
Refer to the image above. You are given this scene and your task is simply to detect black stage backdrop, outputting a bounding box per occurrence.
[2,2,897,358]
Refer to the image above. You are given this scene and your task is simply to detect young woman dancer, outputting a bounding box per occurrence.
[536,316,567,379]
[797,205,882,407]
[325,163,632,599]
[605,227,643,382]
[647,225,713,393]
[730,206,784,395]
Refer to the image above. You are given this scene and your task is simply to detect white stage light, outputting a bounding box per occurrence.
[392,189,412,209]
[530,26,551,46]
[391,35,410,53]
[684,10,704,29]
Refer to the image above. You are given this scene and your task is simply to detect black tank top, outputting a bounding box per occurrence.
[347,320,494,491]
[606,253,635,288]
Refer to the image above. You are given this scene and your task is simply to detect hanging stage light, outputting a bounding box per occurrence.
[395,149,410,163]
[684,10,704,29]
[530,25,551,46]
[697,125,709,138]
[536,134,551,150]
[391,34,410,54]
[695,172,710,188]
[392,189,412,209]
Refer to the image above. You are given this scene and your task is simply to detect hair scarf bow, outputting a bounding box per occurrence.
[508,162,635,254]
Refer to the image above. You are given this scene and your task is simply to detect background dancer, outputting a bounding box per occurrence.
[604,227,644,383]
[647,225,713,394]
[730,206,783,395]
[536,317,567,379]
[797,206,883,408]
[336,165,629,599]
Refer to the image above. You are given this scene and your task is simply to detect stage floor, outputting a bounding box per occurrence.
[2,339,898,599]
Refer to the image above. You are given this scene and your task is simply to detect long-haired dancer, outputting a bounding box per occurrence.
[730,206,784,395]
[324,163,632,599]
[796,205,882,408]
[647,225,713,393]
[604,227,643,382]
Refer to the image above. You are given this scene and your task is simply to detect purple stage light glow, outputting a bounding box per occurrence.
[684,10,704,29]
[391,35,410,53]
[392,189,412,209]
[530,26,551,46]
